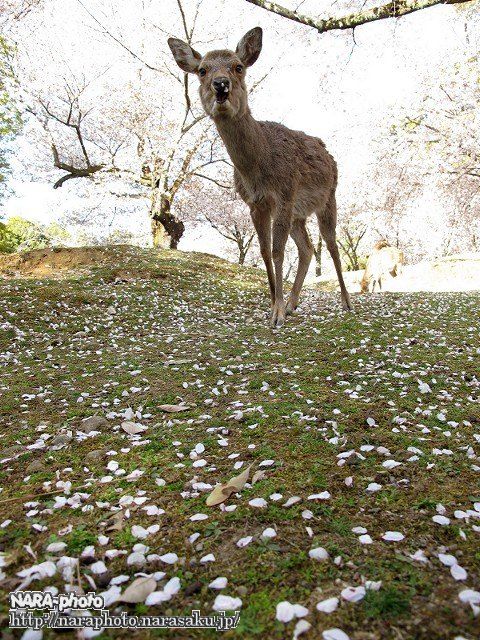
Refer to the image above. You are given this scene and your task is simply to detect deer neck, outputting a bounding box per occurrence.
[213,109,264,175]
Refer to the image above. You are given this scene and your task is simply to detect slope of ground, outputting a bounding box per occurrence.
[316,252,480,293]
[0,246,479,640]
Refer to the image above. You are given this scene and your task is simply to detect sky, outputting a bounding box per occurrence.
[2,0,475,257]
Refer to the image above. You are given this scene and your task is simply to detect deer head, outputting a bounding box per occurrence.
[168,27,262,119]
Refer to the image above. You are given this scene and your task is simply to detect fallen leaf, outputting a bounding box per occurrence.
[121,421,147,434]
[252,470,266,485]
[120,576,156,603]
[106,511,124,532]
[206,464,252,506]
[158,404,189,413]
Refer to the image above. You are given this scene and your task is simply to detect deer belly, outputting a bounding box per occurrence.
[293,192,319,219]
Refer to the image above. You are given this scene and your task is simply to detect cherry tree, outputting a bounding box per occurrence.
[8,0,234,248]
[177,179,257,264]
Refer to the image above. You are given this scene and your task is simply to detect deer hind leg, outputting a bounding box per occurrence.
[317,194,353,311]
[250,202,275,307]
[271,209,293,328]
[286,218,314,315]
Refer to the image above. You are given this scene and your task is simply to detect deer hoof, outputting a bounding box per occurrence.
[271,301,286,328]
[285,299,298,316]
[342,294,353,312]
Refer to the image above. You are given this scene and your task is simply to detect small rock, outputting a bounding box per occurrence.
[51,433,72,447]
[85,449,105,463]
[26,460,45,474]
[1,445,23,459]
[81,416,108,433]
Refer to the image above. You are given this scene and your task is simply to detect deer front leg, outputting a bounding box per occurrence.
[271,211,292,328]
[287,218,314,315]
[250,201,275,308]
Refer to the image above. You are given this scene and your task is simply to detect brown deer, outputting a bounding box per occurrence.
[360,240,405,293]
[168,27,352,327]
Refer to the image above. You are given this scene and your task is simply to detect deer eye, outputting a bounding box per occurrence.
[198,68,206,77]
[235,64,243,73]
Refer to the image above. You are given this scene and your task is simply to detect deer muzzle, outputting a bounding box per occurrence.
[212,77,230,103]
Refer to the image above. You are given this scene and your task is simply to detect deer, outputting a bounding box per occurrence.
[360,240,405,293]
[168,27,352,327]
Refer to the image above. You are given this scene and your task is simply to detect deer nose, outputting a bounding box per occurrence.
[213,77,230,93]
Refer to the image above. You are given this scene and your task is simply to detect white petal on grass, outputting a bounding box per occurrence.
[209,577,228,589]
[236,536,253,548]
[294,619,312,638]
[417,380,432,393]
[292,604,309,618]
[316,597,339,613]
[276,601,295,623]
[432,515,450,526]
[90,561,107,575]
[382,460,401,469]
[438,553,457,567]
[46,542,67,553]
[159,552,178,564]
[451,564,467,581]
[283,496,301,507]
[359,534,373,545]
[261,527,277,539]
[259,460,274,467]
[164,577,181,596]
[248,498,267,508]
[366,483,382,493]
[21,631,43,640]
[323,629,350,640]
[275,601,309,623]
[410,550,428,563]
[307,491,331,500]
[309,547,329,561]
[341,586,366,602]
[190,513,208,521]
[458,589,480,605]
[212,595,242,611]
[145,590,171,605]
[200,553,215,563]
[382,531,404,542]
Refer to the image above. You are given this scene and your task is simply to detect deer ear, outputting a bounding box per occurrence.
[168,38,202,73]
[235,27,262,67]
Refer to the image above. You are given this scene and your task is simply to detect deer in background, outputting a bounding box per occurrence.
[168,27,352,327]
[360,240,405,293]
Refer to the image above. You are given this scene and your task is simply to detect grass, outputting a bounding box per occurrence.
[0,245,479,639]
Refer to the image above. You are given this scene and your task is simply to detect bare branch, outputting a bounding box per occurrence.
[74,0,165,73]
[193,173,231,189]
[244,0,474,34]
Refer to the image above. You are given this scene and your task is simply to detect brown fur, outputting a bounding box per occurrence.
[168,28,352,326]
[361,241,405,293]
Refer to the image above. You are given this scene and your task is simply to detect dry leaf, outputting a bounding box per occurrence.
[119,576,157,603]
[158,404,189,413]
[206,464,252,507]
[106,511,124,532]
[206,484,234,507]
[121,421,148,434]
[252,470,266,485]
[227,464,252,491]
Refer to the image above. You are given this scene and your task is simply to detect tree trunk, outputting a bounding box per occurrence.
[150,191,184,249]
[314,236,323,276]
